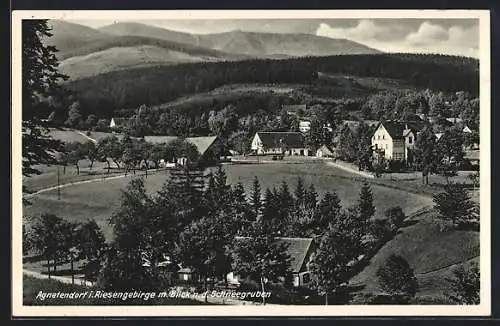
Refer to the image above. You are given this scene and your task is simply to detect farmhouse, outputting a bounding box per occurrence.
[109,117,132,129]
[144,135,223,166]
[227,237,316,288]
[371,120,425,162]
[315,145,336,158]
[251,132,309,156]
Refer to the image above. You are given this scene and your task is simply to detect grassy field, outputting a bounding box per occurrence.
[23,162,434,242]
[23,275,208,305]
[350,210,479,301]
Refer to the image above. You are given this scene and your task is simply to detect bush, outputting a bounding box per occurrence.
[385,206,406,231]
[376,254,418,303]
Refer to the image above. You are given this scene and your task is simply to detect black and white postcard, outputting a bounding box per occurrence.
[11,9,491,317]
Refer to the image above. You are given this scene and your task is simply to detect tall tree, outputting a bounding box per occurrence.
[231,221,292,305]
[436,127,465,183]
[250,176,262,221]
[433,183,475,227]
[310,222,357,305]
[22,20,68,200]
[358,182,375,232]
[315,191,342,234]
[76,219,107,281]
[28,214,68,278]
[376,254,418,303]
[414,126,438,184]
[103,178,160,290]
[294,177,306,208]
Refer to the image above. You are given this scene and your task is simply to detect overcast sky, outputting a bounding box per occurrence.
[71,18,480,58]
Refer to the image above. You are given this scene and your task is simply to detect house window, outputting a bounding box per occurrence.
[302,273,311,284]
[382,135,385,140]
[408,136,413,144]
[385,144,388,149]
[377,135,380,140]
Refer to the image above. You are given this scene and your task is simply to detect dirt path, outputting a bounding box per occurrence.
[23,269,95,287]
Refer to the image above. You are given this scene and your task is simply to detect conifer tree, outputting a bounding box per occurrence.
[251,176,262,221]
[305,184,318,210]
[294,177,306,208]
[316,191,342,233]
[433,183,475,227]
[358,182,375,232]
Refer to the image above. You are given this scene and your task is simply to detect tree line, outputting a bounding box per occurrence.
[64,53,478,119]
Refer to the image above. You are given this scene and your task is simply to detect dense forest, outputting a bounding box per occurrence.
[65,53,479,118]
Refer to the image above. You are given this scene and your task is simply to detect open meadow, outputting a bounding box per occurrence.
[23,161,434,242]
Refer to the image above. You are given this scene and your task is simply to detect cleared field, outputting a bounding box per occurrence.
[350,211,479,299]
[23,162,434,242]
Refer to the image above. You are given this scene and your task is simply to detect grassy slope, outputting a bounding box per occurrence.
[23,162,433,242]
[23,275,207,305]
[350,211,479,299]
[60,45,220,80]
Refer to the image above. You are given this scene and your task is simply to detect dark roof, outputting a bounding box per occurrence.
[235,237,314,273]
[256,132,305,148]
[406,121,426,133]
[275,238,314,273]
[379,121,405,139]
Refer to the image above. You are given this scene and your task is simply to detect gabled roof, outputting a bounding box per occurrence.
[235,237,314,273]
[144,136,218,156]
[378,121,405,139]
[317,145,335,156]
[110,117,132,126]
[256,132,305,148]
[405,121,427,133]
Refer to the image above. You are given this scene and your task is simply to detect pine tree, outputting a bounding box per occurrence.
[433,183,475,227]
[294,177,306,208]
[22,20,68,201]
[358,182,375,231]
[376,254,418,303]
[250,176,262,221]
[316,191,342,233]
[214,165,231,208]
[231,182,252,235]
[305,184,318,210]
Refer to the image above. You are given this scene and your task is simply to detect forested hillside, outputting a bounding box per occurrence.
[66,53,478,118]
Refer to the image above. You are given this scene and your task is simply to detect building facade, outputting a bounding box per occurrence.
[251,132,309,156]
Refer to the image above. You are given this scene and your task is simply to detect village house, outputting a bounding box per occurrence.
[251,132,309,156]
[227,237,316,288]
[299,119,311,133]
[315,145,336,158]
[371,120,425,162]
[109,117,132,129]
[144,135,224,167]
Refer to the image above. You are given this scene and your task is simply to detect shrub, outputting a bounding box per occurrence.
[376,254,418,303]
